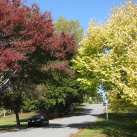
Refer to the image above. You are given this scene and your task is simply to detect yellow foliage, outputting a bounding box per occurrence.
[72,1,137,110]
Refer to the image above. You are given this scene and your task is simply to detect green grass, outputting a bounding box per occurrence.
[0,104,87,131]
[73,104,87,113]
[0,108,4,111]
[0,111,39,130]
[73,108,137,137]
[0,121,27,130]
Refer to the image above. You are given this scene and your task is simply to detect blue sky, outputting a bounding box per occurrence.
[25,0,126,31]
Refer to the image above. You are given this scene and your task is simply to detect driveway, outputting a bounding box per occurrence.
[0,104,106,137]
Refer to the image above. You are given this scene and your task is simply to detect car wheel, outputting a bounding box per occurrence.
[41,121,44,126]
[28,123,31,127]
[46,121,49,125]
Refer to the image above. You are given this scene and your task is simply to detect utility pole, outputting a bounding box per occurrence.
[4,109,5,117]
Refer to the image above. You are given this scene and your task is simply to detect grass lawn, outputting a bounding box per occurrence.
[0,111,39,130]
[73,108,137,137]
[0,103,87,130]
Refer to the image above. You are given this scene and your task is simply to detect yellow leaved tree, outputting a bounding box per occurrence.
[72,1,137,111]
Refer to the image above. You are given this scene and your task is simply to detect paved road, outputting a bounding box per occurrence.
[0,104,105,137]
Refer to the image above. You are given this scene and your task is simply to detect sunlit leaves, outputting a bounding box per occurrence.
[54,15,84,43]
[73,1,137,110]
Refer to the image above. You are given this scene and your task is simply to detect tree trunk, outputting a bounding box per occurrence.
[71,94,73,112]
[64,106,69,114]
[45,108,47,117]
[54,104,58,118]
[15,111,20,126]
[15,92,21,126]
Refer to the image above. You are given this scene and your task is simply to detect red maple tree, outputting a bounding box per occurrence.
[0,0,77,73]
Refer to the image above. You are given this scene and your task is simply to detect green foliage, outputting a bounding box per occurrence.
[88,99,92,104]
[31,71,85,109]
[54,15,84,43]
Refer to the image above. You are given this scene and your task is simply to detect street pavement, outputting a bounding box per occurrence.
[0,104,106,137]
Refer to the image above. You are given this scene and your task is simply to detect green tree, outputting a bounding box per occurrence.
[30,16,84,117]
[54,15,84,43]
[27,64,85,118]
[21,15,85,118]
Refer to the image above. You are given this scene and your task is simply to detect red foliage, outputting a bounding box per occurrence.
[3,94,21,107]
[42,62,68,73]
[0,0,77,73]
[42,61,75,77]
[52,32,77,59]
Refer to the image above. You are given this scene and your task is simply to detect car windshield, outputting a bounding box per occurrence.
[31,116,37,118]
[31,116,42,119]
[37,116,42,119]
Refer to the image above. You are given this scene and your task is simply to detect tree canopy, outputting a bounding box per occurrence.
[25,16,86,118]
[0,0,77,73]
[54,15,84,43]
[72,1,137,111]
[0,0,77,124]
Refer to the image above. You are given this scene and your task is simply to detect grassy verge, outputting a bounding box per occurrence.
[0,103,87,131]
[73,108,137,137]
[73,103,87,113]
[0,111,39,130]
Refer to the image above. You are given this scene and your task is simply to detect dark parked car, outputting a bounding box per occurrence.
[28,115,49,127]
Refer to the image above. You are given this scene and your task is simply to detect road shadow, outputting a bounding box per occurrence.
[73,108,93,116]
[0,121,95,133]
[19,108,94,123]
[44,121,92,128]
[24,121,94,130]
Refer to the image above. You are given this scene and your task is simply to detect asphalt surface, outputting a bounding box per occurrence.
[0,104,106,137]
